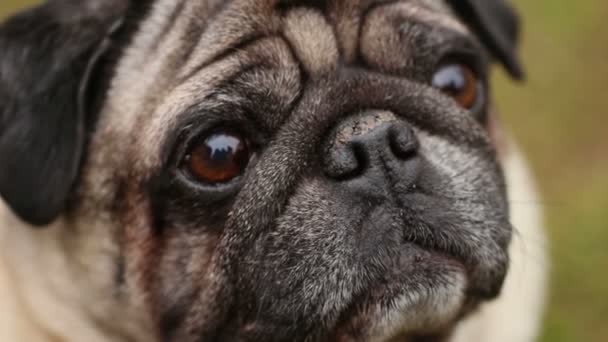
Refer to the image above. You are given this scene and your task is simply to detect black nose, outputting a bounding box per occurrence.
[323,111,420,195]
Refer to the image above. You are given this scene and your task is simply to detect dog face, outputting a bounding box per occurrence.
[0,0,523,341]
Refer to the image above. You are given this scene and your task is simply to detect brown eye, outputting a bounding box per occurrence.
[432,63,480,109]
[185,132,250,184]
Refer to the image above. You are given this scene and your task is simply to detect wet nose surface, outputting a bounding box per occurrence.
[324,111,420,197]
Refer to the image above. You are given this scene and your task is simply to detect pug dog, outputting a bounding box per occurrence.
[0,0,547,341]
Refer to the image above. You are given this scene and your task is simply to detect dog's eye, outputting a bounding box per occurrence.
[432,63,480,110]
[185,132,250,184]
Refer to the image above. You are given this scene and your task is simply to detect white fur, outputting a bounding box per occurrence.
[369,271,467,341]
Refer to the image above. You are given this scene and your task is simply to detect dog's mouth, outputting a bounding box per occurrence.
[318,201,503,342]
[328,242,471,342]
[216,198,509,342]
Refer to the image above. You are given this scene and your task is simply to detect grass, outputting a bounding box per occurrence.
[2,1,607,341]
[497,1,608,341]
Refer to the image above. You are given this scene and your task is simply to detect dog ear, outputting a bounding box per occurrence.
[446,0,525,79]
[0,1,126,226]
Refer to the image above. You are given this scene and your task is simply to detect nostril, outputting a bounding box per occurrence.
[324,112,420,182]
[388,125,419,160]
[324,142,366,180]
[350,142,368,177]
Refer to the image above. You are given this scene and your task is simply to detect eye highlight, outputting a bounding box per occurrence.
[432,63,481,110]
[184,131,251,184]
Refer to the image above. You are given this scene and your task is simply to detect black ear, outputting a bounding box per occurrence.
[0,1,126,226]
[446,0,525,79]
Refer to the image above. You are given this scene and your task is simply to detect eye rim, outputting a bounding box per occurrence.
[163,110,267,202]
[180,128,255,188]
[431,56,487,112]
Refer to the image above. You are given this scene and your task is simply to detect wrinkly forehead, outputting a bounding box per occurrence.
[124,0,466,77]
[98,0,472,174]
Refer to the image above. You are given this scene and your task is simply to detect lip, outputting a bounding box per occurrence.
[329,243,469,342]
[321,197,509,342]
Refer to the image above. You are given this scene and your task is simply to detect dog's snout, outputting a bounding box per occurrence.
[323,111,420,194]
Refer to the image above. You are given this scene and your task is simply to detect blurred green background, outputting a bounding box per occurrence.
[1,1,607,341]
